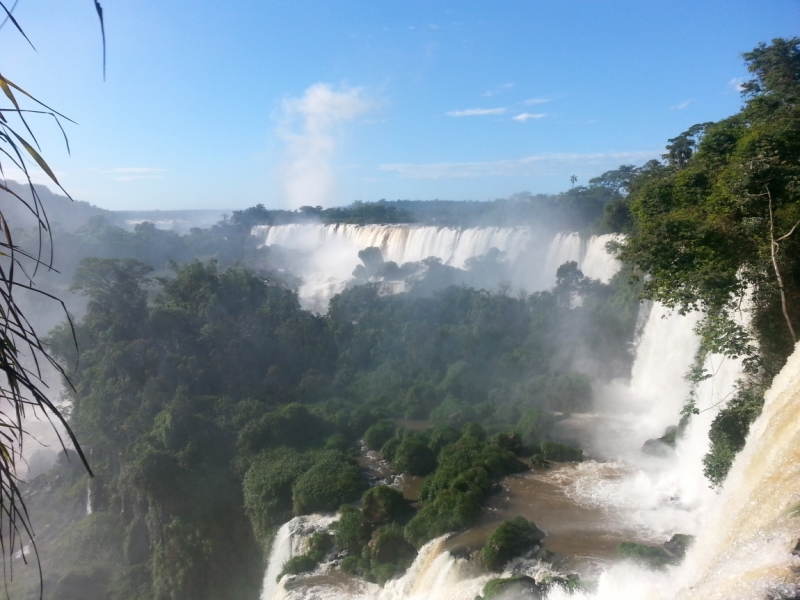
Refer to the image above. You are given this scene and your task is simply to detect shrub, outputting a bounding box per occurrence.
[618,542,676,568]
[334,505,372,556]
[392,437,437,476]
[277,555,317,580]
[514,408,554,447]
[324,434,350,452]
[364,420,396,451]
[480,516,545,572]
[306,531,334,562]
[243,448,313,541]
[368,524,416,565]
[292,452,364,515]
[361,486,412,526]
[380,437,402,462]
[404,488,483,547]
[478,576,541,600]
[540,441,583,462]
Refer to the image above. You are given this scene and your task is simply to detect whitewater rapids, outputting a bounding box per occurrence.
[252,224,620,310]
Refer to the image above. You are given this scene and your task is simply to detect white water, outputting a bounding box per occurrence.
[259,231,799,599]
[253,224,620,310]
[262,514,338,600]
[86,480,93,515]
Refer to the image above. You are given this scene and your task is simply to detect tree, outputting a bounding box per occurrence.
[619,38,800,376]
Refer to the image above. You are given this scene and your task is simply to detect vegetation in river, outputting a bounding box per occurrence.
[480,516,545,572]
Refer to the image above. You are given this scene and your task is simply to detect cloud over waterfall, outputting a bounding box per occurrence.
[278,83,371,208]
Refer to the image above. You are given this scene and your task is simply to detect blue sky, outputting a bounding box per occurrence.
[1,0,798,210]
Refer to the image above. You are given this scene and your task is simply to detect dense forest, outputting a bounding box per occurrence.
[6,38,798,600]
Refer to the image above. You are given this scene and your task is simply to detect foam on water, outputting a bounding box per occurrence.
[253,225,619,310]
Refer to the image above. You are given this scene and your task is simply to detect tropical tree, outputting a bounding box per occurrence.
[619,37,800,376]
[0,1,104,591]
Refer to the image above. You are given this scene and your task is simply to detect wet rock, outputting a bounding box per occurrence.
[663,533,694,559]
[767,583,800,599]
[477,576,542,600]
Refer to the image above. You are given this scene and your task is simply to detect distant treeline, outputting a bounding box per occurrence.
[231,173,629,231]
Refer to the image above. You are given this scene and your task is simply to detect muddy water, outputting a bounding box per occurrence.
[356,445,425,502]
[445,462,655,576]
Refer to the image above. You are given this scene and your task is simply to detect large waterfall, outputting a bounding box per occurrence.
[258,226,799,599]
[253,224,620,310]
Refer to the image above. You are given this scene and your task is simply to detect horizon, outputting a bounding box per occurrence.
[2,1,797,211]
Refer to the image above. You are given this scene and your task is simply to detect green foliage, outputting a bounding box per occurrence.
[514,408,555,447]
[478,576,542,600]
[363,420,396,451]
[361,486,411,526]
[278,555,318,580]
[243,448,313,542]
[391,437,437,476]
[404,488,483,548]
[480,516,545,572]
[292,452,364,515]
[538,441,584,462]
[618,542,678,569]
[618,38,800,380]
[703,382,766,486]
[334,505,372,556]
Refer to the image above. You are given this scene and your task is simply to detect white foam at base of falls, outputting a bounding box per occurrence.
[574,303,744,540]
[253,225,622,311]
[262,514,338,600]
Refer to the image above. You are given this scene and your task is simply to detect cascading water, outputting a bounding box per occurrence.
[259,231,799,599]
[253,224,619,311]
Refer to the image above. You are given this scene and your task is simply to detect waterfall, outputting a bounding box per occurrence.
[86,480,93,516]
[262,514,338,600]
[252,224,620,310]
[677,342,800,599]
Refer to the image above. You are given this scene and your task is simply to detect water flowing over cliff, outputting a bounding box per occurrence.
[253,224,620,310]
[258,227,798,600]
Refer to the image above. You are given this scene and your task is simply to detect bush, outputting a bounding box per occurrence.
[368,524,416,565]
[306,532,334,561]
[334,505,372,556]
[514,408,554,447]
[429,395,477,428]
[392,437,437,476]
[480,516,545,572]
[404,488,483,547]
[478,576,542,600]
[292,452,364,515]
[703,383,765,486]
[277,554,317,580]
[364,420,396,451]
[325,434,350,452]
[618,542,676,568]
[539,441,583,462]
[243,448,313,541]
[428,425,461,454]
[380,437,402,462]
[362,486,412,526]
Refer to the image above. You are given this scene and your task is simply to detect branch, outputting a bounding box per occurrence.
[767,185,797,343]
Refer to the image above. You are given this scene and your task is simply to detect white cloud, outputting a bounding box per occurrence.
[278,83,371,208]
[481,83,515,97]
[729,77,746,92]
[669,100,692,110]
[379,151,657,180]
[522,97,551,106]
[512,113,545,122]
[446,107,507,117]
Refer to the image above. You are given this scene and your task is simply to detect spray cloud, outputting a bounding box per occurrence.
[279,83,370,209]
